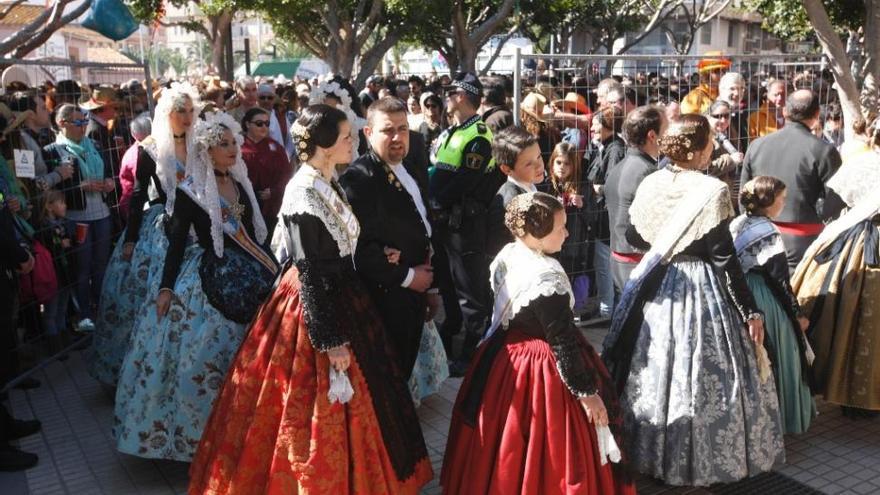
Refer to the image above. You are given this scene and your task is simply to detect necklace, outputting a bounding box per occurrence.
[214,168,231,184]
[173,132,186,141]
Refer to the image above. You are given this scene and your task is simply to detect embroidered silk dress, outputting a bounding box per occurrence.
[603,167,785,486]
[189,164,432,494]
[730,214,816,433]
[89,141,184,387]
[113,175,277,461]
[442,241,634,495]
[792,151,880,411]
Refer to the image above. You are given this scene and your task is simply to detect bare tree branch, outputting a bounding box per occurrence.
[479,16,524,76]
[614,0,682,55]
[470,0,516,47]
[355,0,384,46]
[3,0,93,58]
[158,19,212,40]
[0,0,27,22]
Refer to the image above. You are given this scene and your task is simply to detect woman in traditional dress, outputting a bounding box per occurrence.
[113,111,278,461]
[731,176,816,433]
[603,114,784,486]
[89,83,198,388]
[442,192,634,495]
[792,125,880,418]
[189,105,432,494]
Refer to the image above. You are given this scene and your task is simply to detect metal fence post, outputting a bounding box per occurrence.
[513,47,521,126]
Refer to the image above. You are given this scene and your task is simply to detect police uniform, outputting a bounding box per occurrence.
[429,93,501,364]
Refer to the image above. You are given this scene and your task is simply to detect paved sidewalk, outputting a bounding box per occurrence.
[1,327,879,494]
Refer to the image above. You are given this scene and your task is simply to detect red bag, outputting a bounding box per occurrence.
[19,240,58,305]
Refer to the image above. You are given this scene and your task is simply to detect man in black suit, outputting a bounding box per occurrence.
[340,97,439,379]
[486,127,542,258]
[741,89,844,271]
[605,105,666,295]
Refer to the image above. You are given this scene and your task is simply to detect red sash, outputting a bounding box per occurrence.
[611,251,644,264]
[772,221,824,237]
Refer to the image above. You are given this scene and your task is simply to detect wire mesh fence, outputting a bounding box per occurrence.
[2,58,151,391]
[508,51,833,320]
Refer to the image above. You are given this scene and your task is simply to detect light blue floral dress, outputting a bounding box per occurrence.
[408,320,449,407]
[113,178,276,461]
[89,204,167,386]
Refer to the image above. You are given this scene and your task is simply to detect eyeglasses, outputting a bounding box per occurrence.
[64,119,89,126]
[711,113,730,119]
[259,95,275,100]
[249,120,270,127]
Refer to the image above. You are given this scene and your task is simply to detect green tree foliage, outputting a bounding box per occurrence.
[746,0,864,40]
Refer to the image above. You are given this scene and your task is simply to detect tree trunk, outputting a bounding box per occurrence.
[458,41,478,73]
[802,0,863,140]
[861,0,880,115]
[208,12,232,76]
[354,32,400,90]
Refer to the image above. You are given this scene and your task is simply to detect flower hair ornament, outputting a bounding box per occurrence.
[661,120,702,162]
[151,81,201,216]
[306,75,365,162]
[186,111,268,258]
[291,121,311,162]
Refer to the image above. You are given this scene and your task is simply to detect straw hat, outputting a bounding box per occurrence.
[0,103,30,138]
[697,51,731,73]
[533,81,556,103]
[79,86,119,111]
[520,92,547,122]
[553,92,590,115]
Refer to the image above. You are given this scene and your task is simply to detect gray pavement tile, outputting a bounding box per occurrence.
[851,481,880,494]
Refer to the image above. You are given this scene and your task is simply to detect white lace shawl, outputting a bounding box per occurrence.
[629,168,734,262]
[483,241,574,343]
[273,164,360,263]
[827,150,880,208]
[186,112,267,258]
[729,214,786,273]
[150,82,200,215]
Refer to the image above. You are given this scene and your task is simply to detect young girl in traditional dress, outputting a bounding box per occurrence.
[442,192,634,495]
[189,105,432,494]
[604,114,784,486]
[731,176,816,433]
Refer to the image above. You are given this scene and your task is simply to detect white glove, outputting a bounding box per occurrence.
[328,368,354,404]
[595,425,621,465]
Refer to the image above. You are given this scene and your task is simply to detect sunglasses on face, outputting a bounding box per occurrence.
[711,113,730,119]
[65,119,89,126]
[259,95,275,100]
[249,120,270,127]
[424,103,439,109]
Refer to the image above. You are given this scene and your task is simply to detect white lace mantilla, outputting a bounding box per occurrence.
[274,164,360,261]
[827,150,880,208]
[729,215,786,273]
[484,241,574,342]
[630,168,733,262]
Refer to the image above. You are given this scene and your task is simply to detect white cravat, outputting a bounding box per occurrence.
[389,162,431,237]
[389,162,432,289]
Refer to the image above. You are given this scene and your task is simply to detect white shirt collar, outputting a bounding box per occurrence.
[507,175,537,193]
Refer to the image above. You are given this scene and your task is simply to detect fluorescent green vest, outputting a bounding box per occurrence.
[433,119,495,172]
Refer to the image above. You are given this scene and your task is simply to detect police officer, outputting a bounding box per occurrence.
[429,73,502,375]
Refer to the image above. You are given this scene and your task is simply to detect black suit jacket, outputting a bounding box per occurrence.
[605,148,656,254]
[486,180,528,258]
[340,150,437,376]
[741,121,843,224]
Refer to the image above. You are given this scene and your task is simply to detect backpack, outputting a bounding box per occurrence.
[19,239,58,305]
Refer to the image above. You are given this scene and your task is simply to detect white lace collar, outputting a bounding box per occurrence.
[275,164,360,259]
[484,240,573,342]
[827,150,880,208]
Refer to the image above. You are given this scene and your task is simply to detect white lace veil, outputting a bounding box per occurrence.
[151,82,200,215]
[308,77,365,162]
[188,111,268,258]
